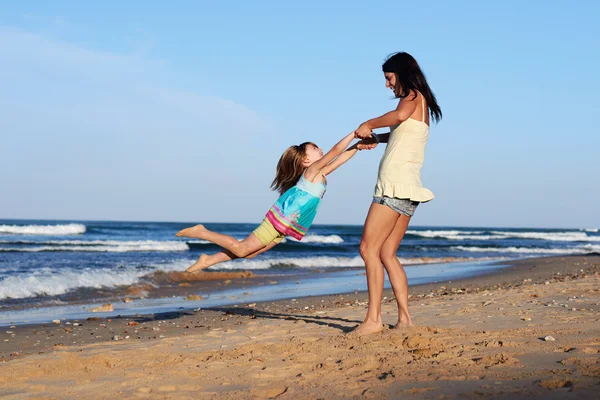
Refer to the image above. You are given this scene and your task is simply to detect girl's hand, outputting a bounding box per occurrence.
[357,137,378,150]
[354,123,372,139]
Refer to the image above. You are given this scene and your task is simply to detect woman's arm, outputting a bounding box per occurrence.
[355,95,418,138]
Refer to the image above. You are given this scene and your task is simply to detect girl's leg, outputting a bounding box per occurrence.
[353,203,400,335]
[186,242,278,273]
[380,214,413,328]
[176,224,264,258]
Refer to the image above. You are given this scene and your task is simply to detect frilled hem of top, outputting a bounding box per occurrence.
[374,182,434,203]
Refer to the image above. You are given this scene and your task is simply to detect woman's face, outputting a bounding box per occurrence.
[384,72,397,93]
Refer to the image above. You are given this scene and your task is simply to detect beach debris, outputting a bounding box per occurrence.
[91,304,114,313]
[252,386,288,398]
[126,321,139,327]
[224,279,232,285]
[543,336,556,342]
[537,379,573,389]
[123,297,133,303]
[87,317,99,321]
[111,335,122,341]
[185,295,203,301]
[73,323,81,326]
[521,317,532,321]
[52,320,60,324]
[473,353,520,368]
[269,281,278,284]
[476,339,504,348]
[178,282,192,287]
[248,303,257,307]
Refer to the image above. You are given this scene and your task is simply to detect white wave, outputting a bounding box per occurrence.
[408,230,502,241]
[451,245,597,255]
[582,228,598,233]
[408,230,483,238]
[0,257,200,299]
[488,231,600,242]
[210,255,467,271]
[288,234,344,244]
[0,267,147,299]
[408,229,599,242]
[0,223,86,235]
[0,254,486,300]
[0,240,189,252]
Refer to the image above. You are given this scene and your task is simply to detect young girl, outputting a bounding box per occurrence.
[176,131,364,273]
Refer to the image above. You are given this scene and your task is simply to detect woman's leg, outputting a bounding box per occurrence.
[176,224,264,258]
[352,203,400,335]
[380,214,413,328]
[186,241,278,273]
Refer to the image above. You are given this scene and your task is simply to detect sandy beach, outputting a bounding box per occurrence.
[1,254,599,399]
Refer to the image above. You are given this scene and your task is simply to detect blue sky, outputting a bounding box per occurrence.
[1,1,598,228]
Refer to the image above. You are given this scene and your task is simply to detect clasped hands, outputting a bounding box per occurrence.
[354,123,378,151]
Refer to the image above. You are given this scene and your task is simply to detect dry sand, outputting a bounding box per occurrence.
[1,255,599,399]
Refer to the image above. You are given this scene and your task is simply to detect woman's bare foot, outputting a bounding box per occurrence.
[348,320,384,336]
[176,224,207,239]
[392,319,414,329]
[185,254,210,273]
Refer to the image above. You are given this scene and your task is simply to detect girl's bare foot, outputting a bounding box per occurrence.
[186,254,210,273]
[176,224,207,239]
[348,320,384,336]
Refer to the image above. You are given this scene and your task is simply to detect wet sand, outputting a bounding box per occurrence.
[1,254,599,399]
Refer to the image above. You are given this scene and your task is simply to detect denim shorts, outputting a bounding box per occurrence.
[373,196,419,217]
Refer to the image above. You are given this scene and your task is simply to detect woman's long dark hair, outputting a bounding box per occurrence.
[382,52,442,124]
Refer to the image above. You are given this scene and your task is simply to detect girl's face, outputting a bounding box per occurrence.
[384,72,397,93]
[302,144,323,166]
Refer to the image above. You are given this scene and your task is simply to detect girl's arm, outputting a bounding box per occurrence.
[321,142,360,176]
[305,131,355,178]
[355,94,418,138]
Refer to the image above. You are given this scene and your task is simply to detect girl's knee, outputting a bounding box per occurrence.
[231,243,249,258]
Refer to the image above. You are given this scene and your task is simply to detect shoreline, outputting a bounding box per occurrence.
[0,256,503,324]
[1,254,599,398]
[1,254,597,357]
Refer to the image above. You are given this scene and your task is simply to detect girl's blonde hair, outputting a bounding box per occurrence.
[271,142,316,195]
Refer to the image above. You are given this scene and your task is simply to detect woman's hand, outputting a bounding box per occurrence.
[354,123,373,139]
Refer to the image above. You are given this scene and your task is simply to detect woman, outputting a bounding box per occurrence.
[353,52,442,335]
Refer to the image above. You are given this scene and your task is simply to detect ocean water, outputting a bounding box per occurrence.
[0,219,598,322]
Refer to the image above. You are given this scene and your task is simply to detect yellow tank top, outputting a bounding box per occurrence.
[374,95,434,202]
